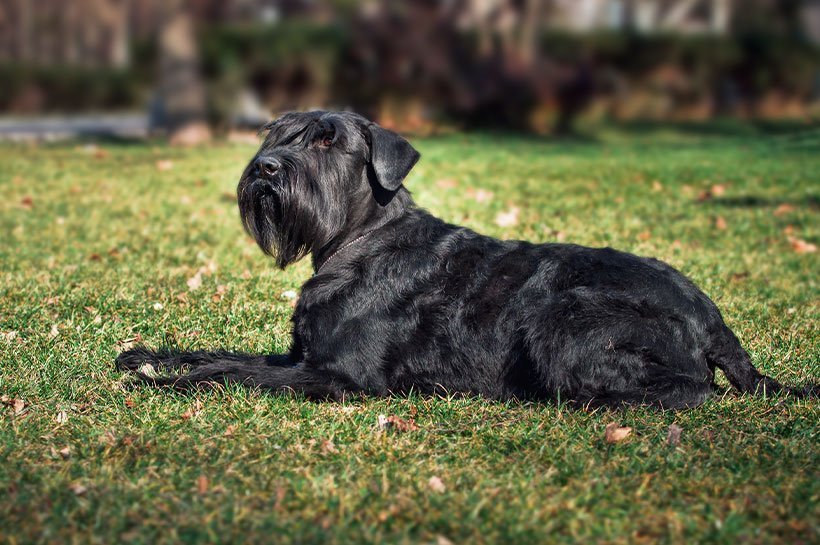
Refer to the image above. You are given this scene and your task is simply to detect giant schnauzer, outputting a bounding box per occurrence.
[117,110,815,409]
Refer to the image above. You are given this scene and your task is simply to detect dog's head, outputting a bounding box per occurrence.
[237,110,420,268]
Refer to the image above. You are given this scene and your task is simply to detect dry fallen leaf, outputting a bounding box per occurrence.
[212,284,227,303]
[13,398,26,415]
[187,271,203,291]
[494,206,520,228]
[788,236,817,254]
[49,324,60,339]
[472,189,494,203]
[604,422,633,444]
[181,399,204,420]
[20,196,33,209]
[320,439,338,454]
[436,178,458,189]
[714,216,727,230]
[69,483,88,496]
[774,203,795,217]
[651,180,663,192]
[155,159,174,172]
[710,184,727,197]
[386,415,420,432]
[428,476,446,493]
[224,424,237,437]
[58,446,71,459]
[197,475,208,495]
[56,410,68,424]
[637,231,651,241]
[117,333,143,352]
[667,424,683,447]
[281,290,298,300]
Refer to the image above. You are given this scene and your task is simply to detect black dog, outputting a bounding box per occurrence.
[117,110,813,409]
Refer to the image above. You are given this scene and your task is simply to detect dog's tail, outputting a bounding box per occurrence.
[115,347,354,399]
[706,327,817,398]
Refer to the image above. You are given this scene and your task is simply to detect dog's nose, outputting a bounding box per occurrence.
[253,157,281,180]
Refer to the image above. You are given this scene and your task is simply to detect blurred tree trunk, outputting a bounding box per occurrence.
[151,0,211,145]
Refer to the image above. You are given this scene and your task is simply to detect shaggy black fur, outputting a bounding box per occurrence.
[117,110,816,409]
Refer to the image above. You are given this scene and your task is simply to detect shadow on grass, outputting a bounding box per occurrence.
[704,194,820,210]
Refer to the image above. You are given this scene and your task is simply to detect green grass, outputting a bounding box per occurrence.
[1,124,818,544]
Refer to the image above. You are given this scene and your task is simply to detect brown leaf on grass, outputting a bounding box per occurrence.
[124,398,136,409]
[428,476,446,493]
[387,415,420,432]
[320,439,338,454]
[221,191,237,202]
[436,178,458,189]
[88,253,101,261]
[637,231,651,241]
[651,180,663,192]
[223,424,237,437]
[187,271,203,291]
[729,271,749,283]
[69,483,88,496]
[49,324,60,339]
[155,159,174,172]
[197,475,209,495]
[241,269,252,280]
[273,485,287,511]
[55,410,68,424]
[20,196,33,209]
[212,284,227,302]
[788,236,817,254]
[710,184,727,197]
[494,206,520,227]
[604,422,633,444]
[667,424,683,447]
[471,188,494,203]
[12,398,26,415]
[436,536,455,545]
[117,333,143,352]
[774,203,795,217]
[175,292,189,304]
[377,414,420,432]
[58,446,71,459]
[181,399,203,420]
[714,216,728,230]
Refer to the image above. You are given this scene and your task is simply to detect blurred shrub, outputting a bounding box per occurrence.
[0,65,147,113]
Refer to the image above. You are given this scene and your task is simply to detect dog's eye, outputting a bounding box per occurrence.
[319,135,333,148]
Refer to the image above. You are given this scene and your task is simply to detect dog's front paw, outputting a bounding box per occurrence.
[115,346,159,373]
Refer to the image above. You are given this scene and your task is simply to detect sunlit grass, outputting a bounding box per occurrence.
[1,125,818,544]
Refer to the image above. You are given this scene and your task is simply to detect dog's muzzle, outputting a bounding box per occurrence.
[253,156,281,181]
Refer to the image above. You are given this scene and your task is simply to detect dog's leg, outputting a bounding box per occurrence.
[706,327,818,398]
[116,347,358,400]
[116,347,289,373]
[574,376,716,410]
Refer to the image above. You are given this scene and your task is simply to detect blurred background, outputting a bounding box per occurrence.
[0,0,818,141]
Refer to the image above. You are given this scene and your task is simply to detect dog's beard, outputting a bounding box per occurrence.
[238,162,344,268]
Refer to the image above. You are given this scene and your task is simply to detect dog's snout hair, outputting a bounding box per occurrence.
[118,110,817,409]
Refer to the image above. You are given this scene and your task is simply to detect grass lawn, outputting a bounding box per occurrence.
[1,123,818,544]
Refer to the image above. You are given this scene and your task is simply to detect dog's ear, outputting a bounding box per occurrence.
[367,124,420,191]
